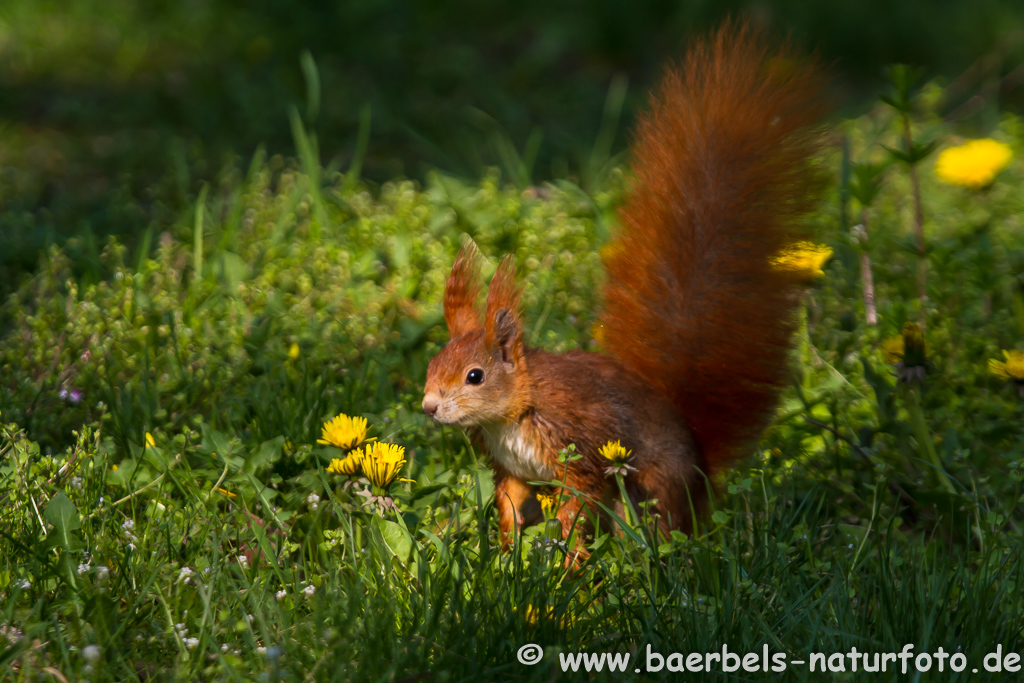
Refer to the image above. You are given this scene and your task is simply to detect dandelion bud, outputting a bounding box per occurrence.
[897,322,928,384]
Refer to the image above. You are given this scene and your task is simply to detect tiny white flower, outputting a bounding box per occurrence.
[178,567,194,582]
[78,563,91,575]
[17,579,30,590]
[122,519,135,531]
[257,646,267,654]
[246,614,254,623]
[95,566,110,581]
[220,643,229,653]
[82,645,102,662]
[237,555,249,569]
[275,589,287,601]
[303,584,315,597]
[184,637,199,650]
[71,477,83,490]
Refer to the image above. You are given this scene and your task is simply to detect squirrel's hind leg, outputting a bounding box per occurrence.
[632,454,708,538]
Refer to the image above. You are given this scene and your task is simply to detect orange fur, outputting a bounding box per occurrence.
[484,256,521,350]
[444,242,484,337]
[423,22,829,549]
[600,22,828,474]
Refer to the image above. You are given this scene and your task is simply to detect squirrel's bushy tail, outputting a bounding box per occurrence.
[599,22,829,473]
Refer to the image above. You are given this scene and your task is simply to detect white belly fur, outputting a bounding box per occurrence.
[480,422,553,482]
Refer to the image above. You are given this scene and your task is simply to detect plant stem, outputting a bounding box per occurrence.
[900,112,928,321]
[614,473,639,529]
[854,214,877,326]
[904,386,955,495]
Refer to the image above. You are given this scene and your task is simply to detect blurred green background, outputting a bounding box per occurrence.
[1,0,1023,297]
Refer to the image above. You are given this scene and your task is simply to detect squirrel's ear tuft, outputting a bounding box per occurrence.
[486,256,522,366]
[444,242,483,337]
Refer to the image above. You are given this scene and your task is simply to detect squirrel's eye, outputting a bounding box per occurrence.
[466,368,484,385]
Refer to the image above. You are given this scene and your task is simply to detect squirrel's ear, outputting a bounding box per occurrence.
[444,242,483,337]
[490,308,522,368]
[485,256,523,367]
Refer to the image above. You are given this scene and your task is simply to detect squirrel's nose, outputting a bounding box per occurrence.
[422,393,441,417]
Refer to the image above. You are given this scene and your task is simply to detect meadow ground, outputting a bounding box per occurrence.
[2,72,1024,681]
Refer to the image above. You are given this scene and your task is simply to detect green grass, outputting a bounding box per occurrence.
[2,85,1024,680]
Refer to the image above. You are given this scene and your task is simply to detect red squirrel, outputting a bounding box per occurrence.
[421,23,829,547]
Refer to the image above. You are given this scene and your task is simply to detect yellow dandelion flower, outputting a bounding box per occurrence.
[361,442,407,491]
[327,449,364,476]
[599,440,631,464]
[216,487,237,499]
[146,432,156,448]
[111,464,118,472]
[989,350,1024,381]
[935,138,1013,189]
[771,242,833,282]
[881,335,905,364]
[882,325,929,366]
[288,342,300,360]
[537,493,558,515]
[317,413,371,450]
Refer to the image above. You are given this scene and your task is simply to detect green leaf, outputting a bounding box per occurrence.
[215,251,248,291]
[193,184,208,283]
[905,139,940,164]
[43,492,84,552]
[837,523,868,545]
[106,458,140,487]
[849,161,889,206]
[202,424,235,459]
[83,594,120,639]
[882,144,911,164]
[372,516,413,564]
[419,529,452,567]
[244,437,284,475]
